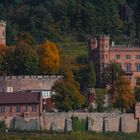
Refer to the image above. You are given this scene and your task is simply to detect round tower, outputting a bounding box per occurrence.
[0,20,6,46]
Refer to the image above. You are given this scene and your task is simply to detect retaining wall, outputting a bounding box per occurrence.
[0,113,139,132]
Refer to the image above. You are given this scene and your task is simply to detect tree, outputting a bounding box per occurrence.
[0,120,6,132]
[52,70,85,111]
[95,88,107,112]
[135,78,140,102]
[8,41,39,75]
[86,61,96,88]
[102,62,123,87]
[40,41,61,74]
[74,60,96,90]
[109,76,135,112]
[0,45,7,75]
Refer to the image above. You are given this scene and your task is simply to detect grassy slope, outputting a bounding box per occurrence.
[59,42,87,61]
[57,37,88,62]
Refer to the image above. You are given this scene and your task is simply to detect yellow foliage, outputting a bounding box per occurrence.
[109,76,135,111]
[40,41,61,74]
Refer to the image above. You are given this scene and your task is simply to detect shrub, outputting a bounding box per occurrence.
[89,105,94,112]
[95,88,107,112]
[0,120,6,131]
[72,116,87,131]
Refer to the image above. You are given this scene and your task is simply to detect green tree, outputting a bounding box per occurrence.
[52,70,85,111]
[75,60,96,90]
[135,0,140,40]
[8,41,39,75]
[86,61,96,88]
[109,76,135,112]
[102,62,123,87]
[0,45,7,75]
[135,78,140,102]
[0,120,6,132]
[95,88,107,112]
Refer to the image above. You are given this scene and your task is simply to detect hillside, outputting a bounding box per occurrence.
[0,0,139,46]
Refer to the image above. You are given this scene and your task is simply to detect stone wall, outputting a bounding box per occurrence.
[0,113,139,132]
[0,75,63,92]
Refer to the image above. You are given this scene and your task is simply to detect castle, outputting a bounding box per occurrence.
[0,20,6,46]
[88,35,140,87]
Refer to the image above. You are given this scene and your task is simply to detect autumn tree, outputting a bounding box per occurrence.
[52,70,85,111]
[102,62,123,87]
[40,41,61,74]
[109,76,135,112]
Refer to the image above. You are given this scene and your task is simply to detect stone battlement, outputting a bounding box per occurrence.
[110,45,140,49]
[99,34,110,40]
[0,75,63,80]
[0,75,63,92]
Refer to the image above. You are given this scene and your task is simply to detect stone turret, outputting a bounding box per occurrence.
[88,37,98,50]
[0,20,6,46]
[99,34,110,64]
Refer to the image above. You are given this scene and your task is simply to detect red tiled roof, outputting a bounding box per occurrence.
[0,92,41,104]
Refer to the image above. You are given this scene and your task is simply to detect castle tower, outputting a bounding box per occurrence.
[0,20,6,46]
[88,37,98,50]
[99,34,110,66]
[98,35,110,85]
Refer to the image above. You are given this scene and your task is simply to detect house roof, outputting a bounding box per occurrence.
[0,92,41,104]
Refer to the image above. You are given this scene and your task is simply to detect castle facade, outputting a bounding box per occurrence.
[88,35,140,87]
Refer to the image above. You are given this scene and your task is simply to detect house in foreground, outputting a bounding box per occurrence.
[0,75,62,112]
[0,91,42,117]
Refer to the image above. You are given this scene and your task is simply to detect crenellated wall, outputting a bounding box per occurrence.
[0,75,63,92]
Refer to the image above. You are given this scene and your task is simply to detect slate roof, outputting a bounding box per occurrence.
[0,92,41,104]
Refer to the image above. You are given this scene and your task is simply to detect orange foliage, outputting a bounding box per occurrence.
[0,44,7,54]
[109,76,135,111]
[40,41,61,74]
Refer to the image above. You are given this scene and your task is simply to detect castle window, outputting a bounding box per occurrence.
[16,106,21,112]
[136,55,140,59]
[136,64,140,72]
[125,63,131,72]
[116,55,120,59]
[126,55,131,59]
[102,45,104,48]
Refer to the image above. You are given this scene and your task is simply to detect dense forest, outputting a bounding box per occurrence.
[0,0,139,45]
